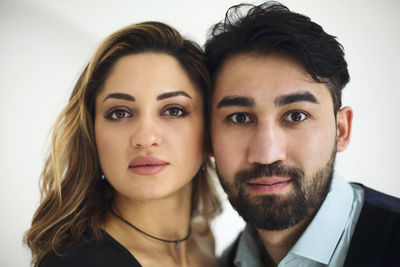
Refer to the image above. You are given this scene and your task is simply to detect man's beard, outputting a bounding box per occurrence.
[217,144,336,231]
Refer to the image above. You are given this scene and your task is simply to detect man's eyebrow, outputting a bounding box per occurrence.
[157,91,192,100]
[217,95,255,108]
[274,91,319,106]
[103,93,135,102]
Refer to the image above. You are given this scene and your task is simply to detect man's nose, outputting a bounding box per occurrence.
[247,121,286,165]
[130,116,162,149]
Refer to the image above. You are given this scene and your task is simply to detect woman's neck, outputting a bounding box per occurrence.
[103,182,193,264]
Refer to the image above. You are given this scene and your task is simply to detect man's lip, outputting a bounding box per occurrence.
[246,177,292,186]
[129,156,169,168]
[246,177,293,194]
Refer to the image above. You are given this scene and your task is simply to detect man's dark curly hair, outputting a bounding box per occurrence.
[205,1,349,114]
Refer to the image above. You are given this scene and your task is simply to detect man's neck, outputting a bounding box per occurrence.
[256,217,312,265]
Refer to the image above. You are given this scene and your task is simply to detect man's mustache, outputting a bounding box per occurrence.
[234,161,304,186]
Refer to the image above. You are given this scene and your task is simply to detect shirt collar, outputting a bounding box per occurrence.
[234,224,264,267]
[288,172,354,264]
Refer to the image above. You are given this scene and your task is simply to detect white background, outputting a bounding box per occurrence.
[0,0,399,266]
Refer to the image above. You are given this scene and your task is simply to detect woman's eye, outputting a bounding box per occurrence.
[162,106,187,118]
[284,111,308,123]
[228,113,252,124]
[107,109,132,121]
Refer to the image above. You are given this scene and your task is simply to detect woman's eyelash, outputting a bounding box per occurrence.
[161,105,188,118]
[104,104,189,121]
[105,108,132,121]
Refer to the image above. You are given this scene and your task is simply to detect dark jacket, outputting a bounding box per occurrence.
[343,185,400,267]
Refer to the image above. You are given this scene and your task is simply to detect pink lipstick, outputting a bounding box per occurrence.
[246,177,292,194]
[129,156,169,175]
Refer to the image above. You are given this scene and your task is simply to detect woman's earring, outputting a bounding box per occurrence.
[101,174,105,180]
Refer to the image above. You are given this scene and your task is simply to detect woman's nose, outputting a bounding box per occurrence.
[130,117,162,149]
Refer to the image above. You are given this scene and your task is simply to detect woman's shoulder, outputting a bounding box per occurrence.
[39,230,141,267]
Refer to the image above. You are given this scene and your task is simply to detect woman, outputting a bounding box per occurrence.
[24,21,221,266]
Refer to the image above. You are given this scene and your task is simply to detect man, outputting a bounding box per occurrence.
[205,2,400,266]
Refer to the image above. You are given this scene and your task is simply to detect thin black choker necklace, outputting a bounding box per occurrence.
[110,209,191,250]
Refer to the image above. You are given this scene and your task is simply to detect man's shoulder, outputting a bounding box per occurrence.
[344,183,400,266]
[357,183,400,213]
[350,183,400,241]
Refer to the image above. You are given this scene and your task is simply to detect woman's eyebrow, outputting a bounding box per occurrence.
[103,93,135,102]
[157,91,192,101]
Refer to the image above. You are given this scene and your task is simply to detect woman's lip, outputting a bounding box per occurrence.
[129,164,168,175]
[129,156,169,175]
[129,156,168,167]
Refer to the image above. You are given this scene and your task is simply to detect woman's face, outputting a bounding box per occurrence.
[94,53,204,201]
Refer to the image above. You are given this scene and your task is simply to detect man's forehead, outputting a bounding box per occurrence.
[212,53,331,107]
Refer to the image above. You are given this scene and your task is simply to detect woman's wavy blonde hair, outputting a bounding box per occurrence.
[24,21,221,266]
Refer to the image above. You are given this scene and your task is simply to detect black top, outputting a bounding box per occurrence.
[39,230,141,267]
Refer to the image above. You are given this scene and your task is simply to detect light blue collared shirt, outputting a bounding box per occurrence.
[222,173,365,267]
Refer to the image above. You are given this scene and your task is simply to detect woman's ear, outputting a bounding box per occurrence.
[336,106,353,152]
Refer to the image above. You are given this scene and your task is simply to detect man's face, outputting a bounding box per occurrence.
[211,53,342,230]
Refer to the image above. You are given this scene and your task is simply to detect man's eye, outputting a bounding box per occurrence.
[284,111,308,123]
[107,109,132,121]
[162,106,187,118]
[228,113,252,124]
